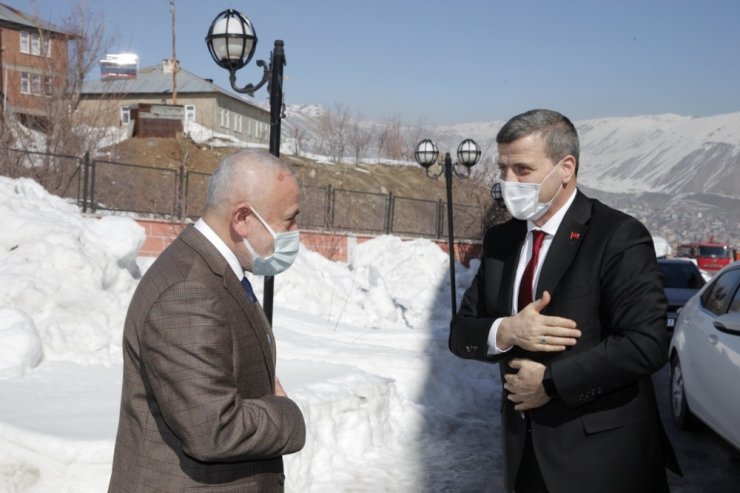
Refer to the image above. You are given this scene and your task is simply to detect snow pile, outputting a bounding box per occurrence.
[0,177,145,369]
[0,176,499,492]
[263,235,476,331]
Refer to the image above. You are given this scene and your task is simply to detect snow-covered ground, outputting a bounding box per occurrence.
[0,176,501,492]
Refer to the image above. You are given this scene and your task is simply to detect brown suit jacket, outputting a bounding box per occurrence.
[108,225,305,492]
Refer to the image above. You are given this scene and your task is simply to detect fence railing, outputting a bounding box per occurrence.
[1,148,487,241]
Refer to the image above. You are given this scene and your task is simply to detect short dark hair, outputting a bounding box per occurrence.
[496,109,580,172]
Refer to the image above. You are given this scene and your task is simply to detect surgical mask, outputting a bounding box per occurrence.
[500,161,563,221]
[243,207,300,276]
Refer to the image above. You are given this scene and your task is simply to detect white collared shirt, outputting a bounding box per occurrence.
[487,188,578,354]
[194,218,246,282]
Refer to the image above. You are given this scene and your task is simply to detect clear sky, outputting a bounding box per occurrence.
[9,0,740,124]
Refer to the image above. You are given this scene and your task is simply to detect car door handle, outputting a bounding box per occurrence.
[707,334,719,345]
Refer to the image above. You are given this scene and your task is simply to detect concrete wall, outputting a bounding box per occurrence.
[135,218,483,267]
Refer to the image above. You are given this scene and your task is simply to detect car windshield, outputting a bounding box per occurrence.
[658,262,705,289]
[698,246,730,258]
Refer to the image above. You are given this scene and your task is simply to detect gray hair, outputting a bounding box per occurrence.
[205,149,294,211]
[497,109,580,172]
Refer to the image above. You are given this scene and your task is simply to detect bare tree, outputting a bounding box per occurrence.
[317,103,351,163]
[347,112,372,164]
[5,2,118,153]
[380,113,404,162]
[468,155,509,230]
[405,117,430,163]
[291,125,307,157]
[374,121,389,163]
[0,1,119,198]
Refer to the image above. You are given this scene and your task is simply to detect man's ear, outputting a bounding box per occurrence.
[231,203,252,237]
[561,155,577,183]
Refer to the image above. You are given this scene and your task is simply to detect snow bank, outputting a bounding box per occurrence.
[0,176,499,492]
[0,177,145,370]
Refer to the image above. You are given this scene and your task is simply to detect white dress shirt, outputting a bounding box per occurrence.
[194,218,248,282]
[486,188,578,354]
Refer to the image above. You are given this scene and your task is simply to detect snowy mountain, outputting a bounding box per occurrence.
[434,112,740,199]
[283,105,740,200]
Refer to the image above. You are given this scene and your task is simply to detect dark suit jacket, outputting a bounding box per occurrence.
[451,191,679,493]
[108,225,305,492]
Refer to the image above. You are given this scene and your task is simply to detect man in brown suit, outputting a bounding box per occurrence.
[109,150,306,492]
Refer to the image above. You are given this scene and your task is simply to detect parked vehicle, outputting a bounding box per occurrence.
[657,258,706,330]
[676,238,732,272]
[669,261,740,451]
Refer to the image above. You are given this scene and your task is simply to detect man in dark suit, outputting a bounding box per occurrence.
[109,150,305,492]
[451,109,679,493]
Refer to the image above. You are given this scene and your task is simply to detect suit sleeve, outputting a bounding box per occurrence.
[551,218,670,409]
[140,280,306,462]
[450,236,505,363]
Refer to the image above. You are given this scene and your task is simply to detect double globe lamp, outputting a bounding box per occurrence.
[415,139,481,317]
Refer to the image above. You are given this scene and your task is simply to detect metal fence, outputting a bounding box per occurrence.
[1,148,487,240]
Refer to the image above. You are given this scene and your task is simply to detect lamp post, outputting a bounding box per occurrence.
[491,181,503,202]
[415,138,481,318]
[206,9,286,323]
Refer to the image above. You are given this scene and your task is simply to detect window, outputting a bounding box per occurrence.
[44,76,53,96]
[701,269,740,316]
[185,105,196,123]
[698,246,730,258]
[44,38,52,57]
[234,114,243,133]
[657,261,705,289]
[219,108,230,128]
[31,74,42,95]
[20,72,30,94]
[730,284,740,314]
[31,32,41,56]
[121,106,131,125]
[20,31,30,53]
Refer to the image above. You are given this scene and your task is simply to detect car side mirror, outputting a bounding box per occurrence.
[713,312,740,336]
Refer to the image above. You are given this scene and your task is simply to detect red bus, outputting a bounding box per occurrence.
[676,239,732,272]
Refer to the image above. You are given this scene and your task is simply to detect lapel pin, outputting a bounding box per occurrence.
[570,232,581,240]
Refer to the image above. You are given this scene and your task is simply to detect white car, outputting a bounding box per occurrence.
[669,261,740,450]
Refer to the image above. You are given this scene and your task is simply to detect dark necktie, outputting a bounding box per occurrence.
[517,230,546,312]
[241,276,257,303]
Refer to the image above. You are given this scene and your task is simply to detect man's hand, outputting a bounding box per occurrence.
[275,377,287,397]
[497,291,581,351]
[504,359,549,411]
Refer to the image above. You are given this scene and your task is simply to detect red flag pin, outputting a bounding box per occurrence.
[570,232,580,240]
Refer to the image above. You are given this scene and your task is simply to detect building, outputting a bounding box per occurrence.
[0,3,71,126]
[80,59,271,143]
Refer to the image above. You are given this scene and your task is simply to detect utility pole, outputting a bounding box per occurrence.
[170,0,177,104]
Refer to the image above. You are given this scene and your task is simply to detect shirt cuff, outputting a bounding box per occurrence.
[486,318,513,356]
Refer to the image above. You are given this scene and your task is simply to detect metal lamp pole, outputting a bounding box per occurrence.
[415,139,481,318]
[206,9,286,323]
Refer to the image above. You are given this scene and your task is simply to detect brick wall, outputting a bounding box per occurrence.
[0,27,69,115]
[134,218,483,266]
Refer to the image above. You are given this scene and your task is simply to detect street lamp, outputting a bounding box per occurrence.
[491,181,503,202]
[415,138,481,318]
[206,9,286,323]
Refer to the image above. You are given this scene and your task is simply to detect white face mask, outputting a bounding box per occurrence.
[500,161,563,221]
[243,207,300,276]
